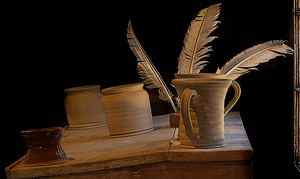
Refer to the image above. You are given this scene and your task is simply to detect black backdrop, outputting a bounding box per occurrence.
[2,1,296,178]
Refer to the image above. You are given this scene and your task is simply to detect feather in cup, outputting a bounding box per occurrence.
[127,20,177,112]
[178,3,221,73]
[216,40,294,80]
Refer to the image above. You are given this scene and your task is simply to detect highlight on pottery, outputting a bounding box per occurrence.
[101,83,154,137]
[64,85,106,130]
[174,73,227,79]
[172,78,241,149]
[20,127,69,167]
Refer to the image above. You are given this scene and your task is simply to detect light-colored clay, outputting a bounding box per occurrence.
[172,78,241,148]
[101,83,154,137]
[64,85,106,129]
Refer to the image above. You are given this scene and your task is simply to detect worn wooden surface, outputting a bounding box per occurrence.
[6,112,252,179]
[41,161,251,179]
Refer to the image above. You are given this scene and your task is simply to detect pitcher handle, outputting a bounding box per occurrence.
[224,80,241,116]
[181,88,198,139]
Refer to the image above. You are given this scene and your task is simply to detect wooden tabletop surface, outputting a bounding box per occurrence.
[6,111,252,179]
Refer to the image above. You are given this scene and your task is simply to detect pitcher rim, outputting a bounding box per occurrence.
[174,73,226,76]
[172,78,232,84]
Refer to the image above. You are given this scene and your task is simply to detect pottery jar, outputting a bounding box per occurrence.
[20,127,69,167]
[64,85,106,129]
[101,83,154,137]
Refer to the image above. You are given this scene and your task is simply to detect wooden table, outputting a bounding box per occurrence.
[6,112,252,179]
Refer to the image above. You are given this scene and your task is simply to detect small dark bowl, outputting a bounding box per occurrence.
[21,127,69,167]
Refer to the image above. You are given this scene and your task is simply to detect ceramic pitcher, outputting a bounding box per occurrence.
[172,78,241,148]
[174,73,240,138]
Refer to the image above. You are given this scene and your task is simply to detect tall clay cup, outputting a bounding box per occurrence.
[172,78,241,148]
[21,127,69,166]
[64,85,106,129]
[101,83,154,137]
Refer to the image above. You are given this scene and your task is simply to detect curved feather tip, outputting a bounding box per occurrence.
[178,3,221,74]
[216,40,294,80]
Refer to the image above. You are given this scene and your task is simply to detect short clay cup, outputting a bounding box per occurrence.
[172,78,241,149]
[101,83,154,137]
[64,85,106,129]
[21,127,69,167]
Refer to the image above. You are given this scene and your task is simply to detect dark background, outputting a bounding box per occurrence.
[2,1,297,178]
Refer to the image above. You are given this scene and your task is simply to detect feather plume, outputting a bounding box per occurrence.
[127,20,177,112]
[216,40,294,80]
[178,3,221,73]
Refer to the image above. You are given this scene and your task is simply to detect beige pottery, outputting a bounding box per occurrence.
[172,78,241,148]
[175,73,227,79]
[101,83,154,137]
[64,85,106,129]
[174,73,241,139]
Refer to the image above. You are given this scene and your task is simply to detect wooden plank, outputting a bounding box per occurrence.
[7,112,252,179]
[139,162,251,179]
[169,112,252,162]
[8,115,172,179]
[42,161,251,179]
[42,167,136,179]
[5,156,25,179]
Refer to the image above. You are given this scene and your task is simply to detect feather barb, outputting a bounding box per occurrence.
[127,20,177,112]
[216,40,294,80]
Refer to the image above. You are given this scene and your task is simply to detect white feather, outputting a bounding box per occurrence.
[178,3,221,73]
[216,40,294,80]
[127,20,177,112]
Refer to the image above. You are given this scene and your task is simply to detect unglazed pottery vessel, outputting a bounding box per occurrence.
[21,127,69,167]
[174,73,241,139]
[172,78,241,148]
[101,83,154,137]
[64,85,106,129]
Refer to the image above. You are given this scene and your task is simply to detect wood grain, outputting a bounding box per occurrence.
[6,112,252,179]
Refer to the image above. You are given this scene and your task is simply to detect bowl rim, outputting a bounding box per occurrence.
[20,127,63,134]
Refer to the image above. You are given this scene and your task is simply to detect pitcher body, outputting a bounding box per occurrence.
[172,78,240,148]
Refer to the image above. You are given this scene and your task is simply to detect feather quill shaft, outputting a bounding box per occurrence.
[178,3,221,73]
[216,40,294,80]
[127,20,177,112]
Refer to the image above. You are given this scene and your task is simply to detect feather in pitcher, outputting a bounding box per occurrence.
[178,3,221,73]
[127,20,177,112]
[216,40,294,80]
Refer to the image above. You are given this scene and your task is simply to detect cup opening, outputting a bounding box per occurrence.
[64,85,100,93]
